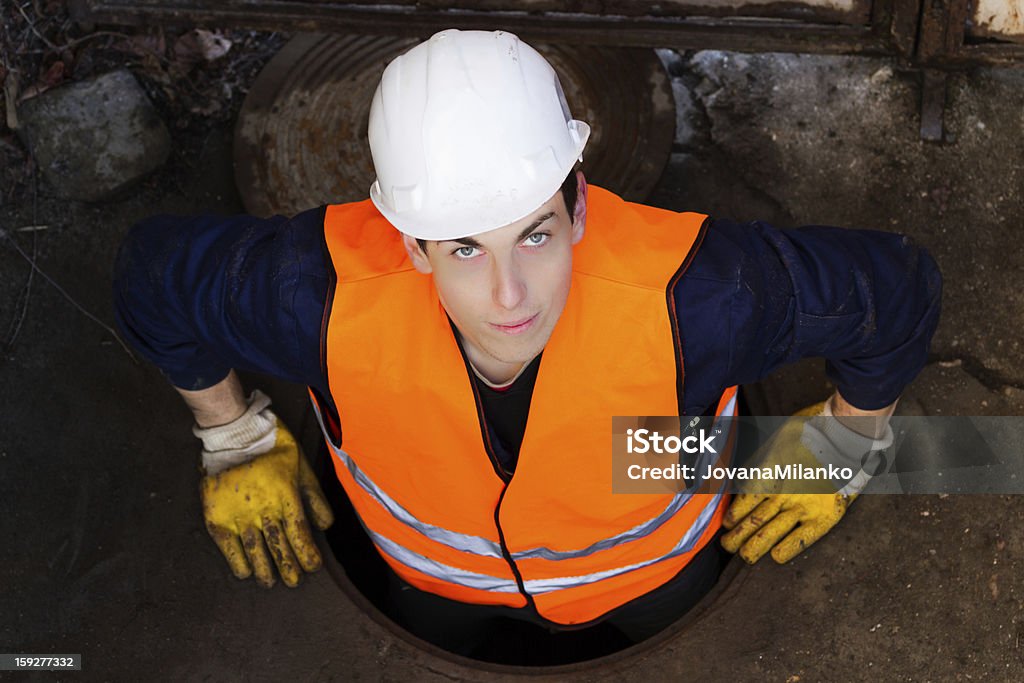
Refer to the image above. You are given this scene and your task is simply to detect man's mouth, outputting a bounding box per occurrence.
[490,314,538,335]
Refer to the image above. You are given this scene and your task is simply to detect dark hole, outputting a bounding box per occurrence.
[317,449,643,665]
[311,390,751,665]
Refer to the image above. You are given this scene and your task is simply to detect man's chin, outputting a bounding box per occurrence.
[482,338,544,367]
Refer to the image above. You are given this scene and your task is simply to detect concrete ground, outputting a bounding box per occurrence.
[3,43,1024,681]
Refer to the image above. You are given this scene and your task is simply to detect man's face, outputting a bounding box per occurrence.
[402,176,587,384]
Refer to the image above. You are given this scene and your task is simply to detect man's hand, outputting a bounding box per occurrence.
[720,395,894,564]
[184,378,335,587]
[721,487,855,564]
[200,421,334,587]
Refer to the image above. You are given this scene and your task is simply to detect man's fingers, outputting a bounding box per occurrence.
[771,520,830,564]
[722,493,766,530]
[201,439,333,587]
[282,497,323,573]
[721,496,783,554]
[206,523,252,580]
[261,516,302,588]
[298,453,335,530]
[740,508,802,564]
[241,526,277,588]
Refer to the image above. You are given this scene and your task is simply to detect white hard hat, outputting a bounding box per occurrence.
[368,29,591,240]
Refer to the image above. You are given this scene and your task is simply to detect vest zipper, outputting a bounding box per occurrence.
[451,320,538,610]
[493,484,537,612]
[459,349,541,612]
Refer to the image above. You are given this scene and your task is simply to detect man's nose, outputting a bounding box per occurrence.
[492,256,527,311]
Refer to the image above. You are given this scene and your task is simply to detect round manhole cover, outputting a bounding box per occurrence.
[235,33,675,217]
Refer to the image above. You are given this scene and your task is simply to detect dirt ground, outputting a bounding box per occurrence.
[3,5,1024,681]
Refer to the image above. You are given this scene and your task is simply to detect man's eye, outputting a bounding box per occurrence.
[525,233,549,246]
[455,246,478,258]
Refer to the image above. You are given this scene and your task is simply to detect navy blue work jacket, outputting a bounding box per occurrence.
[112,205,941,416]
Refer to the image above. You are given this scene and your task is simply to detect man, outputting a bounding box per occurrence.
[113,30,941,650]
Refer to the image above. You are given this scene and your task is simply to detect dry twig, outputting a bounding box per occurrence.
[4,224,36,351]
[1,171,136,361]
[13,1,58,51]
[1,229,138,362]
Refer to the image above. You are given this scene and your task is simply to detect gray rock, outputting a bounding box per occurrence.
[16,69,171,201]
[655,49,701,150]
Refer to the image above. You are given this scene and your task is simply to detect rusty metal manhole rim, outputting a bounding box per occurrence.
[233,32,676,217]
[315,522,746,675]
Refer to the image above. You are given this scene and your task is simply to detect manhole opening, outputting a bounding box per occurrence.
[235,34,675,218]
[312,440,741,669]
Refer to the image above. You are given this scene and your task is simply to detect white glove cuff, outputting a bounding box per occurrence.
[801,400,895,496]
[194,389,278,474]
[820,399,895,452]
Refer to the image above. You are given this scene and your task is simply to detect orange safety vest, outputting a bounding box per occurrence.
[312,185,737,626]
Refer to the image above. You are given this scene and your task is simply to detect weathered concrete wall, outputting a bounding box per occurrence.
[972,0,1024,38]
[98,0,859,13]
[674,0,855,9]
[88,0,867,23]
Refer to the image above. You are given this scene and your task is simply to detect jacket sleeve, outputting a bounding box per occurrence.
[112,207,331,393]
[675,218,942,413]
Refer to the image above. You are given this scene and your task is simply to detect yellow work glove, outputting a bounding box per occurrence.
[195,390,334,587]
[720,400,888,564]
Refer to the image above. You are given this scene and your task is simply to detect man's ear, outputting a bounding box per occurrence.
[401,233,433,274]
[571,170,588,245]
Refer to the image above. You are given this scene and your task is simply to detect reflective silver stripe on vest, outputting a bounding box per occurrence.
[511,400,737,562]
[369,530,522,593]
[511,447,719,561]
[522,489,725,594]
[309,401,505,559]
[370,490,725,596]
[310,395,735,571]
[721,393,737,419]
